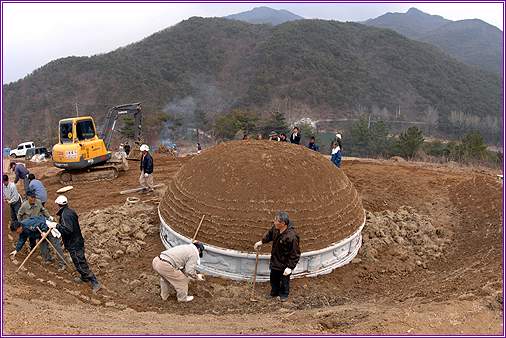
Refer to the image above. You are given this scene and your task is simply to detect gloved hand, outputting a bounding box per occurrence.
[49,216,54,222]
[51,228,61,238]
[144,173,149,178]
[10,250,17,258]
[46,220,57,229]
[283,268,292,276]
[196,273,204,281]
[254,241,262,250]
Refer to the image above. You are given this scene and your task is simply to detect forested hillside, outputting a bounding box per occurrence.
[2,17,502,147]
[364,8,503,75]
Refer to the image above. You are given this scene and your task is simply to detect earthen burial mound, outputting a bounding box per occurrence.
[160,140,365,253]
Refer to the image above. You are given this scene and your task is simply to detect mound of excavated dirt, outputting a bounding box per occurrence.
[360,206,451,270]
[160,140,365,252]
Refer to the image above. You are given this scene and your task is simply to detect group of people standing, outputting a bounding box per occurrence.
[3,162,100,293]
[247,128,344,168]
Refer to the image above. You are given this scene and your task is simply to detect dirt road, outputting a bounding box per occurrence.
[2,152,503,335]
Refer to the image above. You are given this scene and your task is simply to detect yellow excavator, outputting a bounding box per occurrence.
[52,102,142,183]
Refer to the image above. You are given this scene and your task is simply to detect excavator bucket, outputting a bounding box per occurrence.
[127,139,143,161]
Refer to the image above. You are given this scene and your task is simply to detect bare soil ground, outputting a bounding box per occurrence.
[2,152,503,335]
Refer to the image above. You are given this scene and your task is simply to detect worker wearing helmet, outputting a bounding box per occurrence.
[48,195,100,292]
[139,144,154,196]
[152,242,205,302]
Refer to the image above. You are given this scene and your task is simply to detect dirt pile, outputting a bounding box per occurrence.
[361,206,451,269]
[153,144,176,156]
[79,203,160,266]
[160,140,365,252]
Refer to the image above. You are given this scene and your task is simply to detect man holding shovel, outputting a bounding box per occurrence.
[152,242,205,302]
[10,215,67,272]
[50,195,100,292]
[254,211,300,302]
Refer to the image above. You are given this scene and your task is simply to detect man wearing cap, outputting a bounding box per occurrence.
[50,195,100,292]
[18,189,53,252]
[10,162,30,198]
[152,242,205,302]
[3,174,22,223]
[28,173,47,207]
[254,211,300,302]
[269,131,279,141]
[138,144,154,196]
[330,134,343,168]
[10,215,67,271]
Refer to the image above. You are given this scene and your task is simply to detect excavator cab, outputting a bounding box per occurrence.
[52,102,142,183]
[53,117,111,170]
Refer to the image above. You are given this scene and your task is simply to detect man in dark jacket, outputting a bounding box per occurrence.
[9,215,67,271]
[290,127,301,145]
[124,142,131,156]
[51,195,100,292]
[254,211,300,302]
[10,162,30,198]
[139,144,154,195]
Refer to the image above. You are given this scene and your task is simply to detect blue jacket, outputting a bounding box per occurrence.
[308,141,319,152]
[29,179,47,203]
[15,215,48,251]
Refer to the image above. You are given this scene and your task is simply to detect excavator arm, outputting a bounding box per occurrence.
[100,102,142,151]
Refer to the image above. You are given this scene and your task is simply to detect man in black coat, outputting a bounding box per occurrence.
[139,144,154,195]
[254,211,300,302]
[290,127,301,145]
[50,195,100,292]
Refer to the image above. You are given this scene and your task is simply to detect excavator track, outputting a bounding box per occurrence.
[57,166,119,184]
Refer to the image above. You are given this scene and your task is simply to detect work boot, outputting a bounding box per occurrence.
[58,264,66,272]
[147,190,154,196]
[279,296,288,302]
[265,293,276,299]
[138,188,147,194]
[92,281,101,293]
[75,277,89,283]
[179,296,194,302]
[44,260,54,265]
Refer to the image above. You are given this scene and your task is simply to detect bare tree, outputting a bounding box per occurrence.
[371,105,381,118]
[424,106,439,137]
[380,108,390,120]
[267,98,311,126]
[353,104,368,119]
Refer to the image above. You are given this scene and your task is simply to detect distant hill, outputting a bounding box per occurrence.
[224,6,304,25]
[2,17,503,147]
[363,8,503,75]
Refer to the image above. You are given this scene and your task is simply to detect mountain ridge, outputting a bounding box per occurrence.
[2,17,502,146]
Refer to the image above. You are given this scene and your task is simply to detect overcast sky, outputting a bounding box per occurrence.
[2,1,504,84]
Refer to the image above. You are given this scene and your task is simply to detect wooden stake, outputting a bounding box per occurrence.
[119,184,164,195]
[191,215,206,242]
[36,227,66,264]
[250,248,260,302]
[16,230,51,272]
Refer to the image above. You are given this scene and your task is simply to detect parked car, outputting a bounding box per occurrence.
[10,142,35,158]
[25,147,52,160]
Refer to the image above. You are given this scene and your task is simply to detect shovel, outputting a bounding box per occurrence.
[250,247,260,302]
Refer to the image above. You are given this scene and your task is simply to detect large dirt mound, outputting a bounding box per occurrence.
[160,140,364,252]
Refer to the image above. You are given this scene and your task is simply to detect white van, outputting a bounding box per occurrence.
[10,142,35,158]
